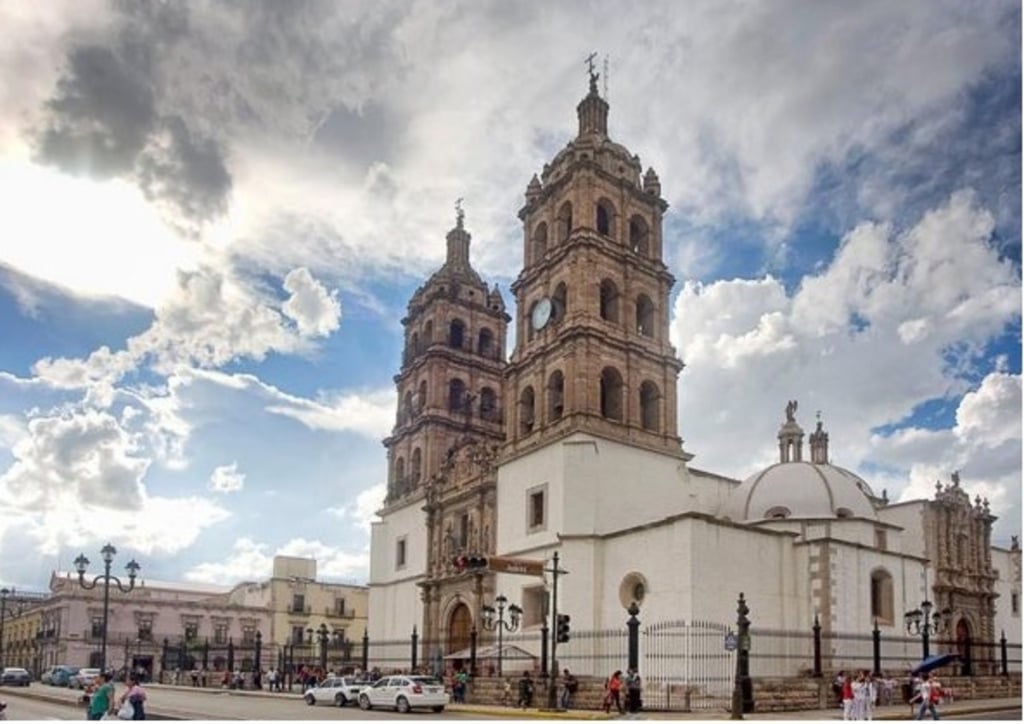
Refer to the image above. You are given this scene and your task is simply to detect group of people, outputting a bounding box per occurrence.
[85,672,147,720]
[602,668,642,714]
[833,669,945,721]
[496,667,640,713]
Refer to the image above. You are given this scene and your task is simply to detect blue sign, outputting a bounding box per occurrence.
[724,632,738,651]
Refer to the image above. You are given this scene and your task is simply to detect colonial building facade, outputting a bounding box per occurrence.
[367,74,1021,676]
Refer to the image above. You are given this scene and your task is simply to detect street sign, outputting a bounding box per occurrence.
[488,555,545,577]
[724,632,738,651]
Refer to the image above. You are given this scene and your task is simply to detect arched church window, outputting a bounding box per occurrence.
[449,319,465,350]
[596,199,615,237]
[639,380,660,432]
[547,370,565,422]
[599,279,620,323]
[480,387,498,422]
[403,391,414,424]
[870,568,894,623]
[394,457,405,488]
[533,222,548,262]
[411,448,422,485]
[552,282,567,323]
[478,328,495,358]
[836,507,853,518]
[556,201,573,242]
[629,215,649,256]
[636,294,655,337]
[424,320,434,347]
[449,378,467,413]
[600,367,624,421]
[519,386,536,434]
[417,380,427,412]
[764,506,791,519]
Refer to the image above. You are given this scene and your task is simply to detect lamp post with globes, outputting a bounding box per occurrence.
[0,587,15,669]
[904,598,951,660]
[74,543,140,672]
[481,594,522,678]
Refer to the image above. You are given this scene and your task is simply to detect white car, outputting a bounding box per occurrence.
[358,675,448,713]
[69,668,102,689]
[303,676,365,707]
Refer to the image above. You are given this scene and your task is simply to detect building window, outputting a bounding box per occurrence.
[214,622,228,645]
[596,200,614,237]
[599,279,620,323]
[458,513,470,548]
[292,626,306,644]
[449,378,467,413]
[552,282,567,323]
[292,594,306,614]
[600,367,624,421]
[478,328,495,358]
[184,622,199,641]
[636,294,655,337]
[522,586,548,628]
[396,537,407,569]
[875,528,888,551]
[527,485,547,532]
[533,222,548,262]
[870,569,894,624]
[1012,592,1019,616]
[639,380,660,432]
[629,216,649,256]
[90,617,104,639]
[411,448,422,485]
[519,386,535,434]
[137,620,153,641]
[241,625,256,645]
[335,599,347,616]
[480,387,498,421]
[764,506,791,519]
[556,201,572,242]
[449,319,466,350]
[547,370,565,422]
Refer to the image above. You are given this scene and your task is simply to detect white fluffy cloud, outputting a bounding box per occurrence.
[185,536,368,584]
[282,267,342,337]
[209,462,245,493]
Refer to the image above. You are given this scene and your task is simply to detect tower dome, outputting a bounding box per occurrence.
[721,405,878,522]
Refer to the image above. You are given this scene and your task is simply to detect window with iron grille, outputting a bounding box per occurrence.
[214,623,228,644]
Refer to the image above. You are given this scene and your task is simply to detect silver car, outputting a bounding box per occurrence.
[358,675,448,713]
[303,676,365,707]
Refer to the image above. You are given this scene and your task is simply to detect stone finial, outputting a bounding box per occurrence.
[935,480,943,496]
[1011,535,1019,551]
[643,167,661,196]
[526,174,542,202]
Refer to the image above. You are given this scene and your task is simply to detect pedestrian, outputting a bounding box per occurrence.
[832,670,846,708]
[86,672,114,721]
[190,667,199,688]
[253,668,262,690]
[502,678,512,707]
[841,673,854,721]
[119,674,147,720]
[626,668,642,713]
[864,672,878,720]
[915,673,941,720]
[517,670,534,709]
[603,670,624,715]
[454,669,469,704]
[560,668,578,710]
[852,671,867,720]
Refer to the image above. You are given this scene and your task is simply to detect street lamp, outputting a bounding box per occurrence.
[74,543,140,672]
[315,623,329,672]
[481,594,522,677]
[904,598,951,659]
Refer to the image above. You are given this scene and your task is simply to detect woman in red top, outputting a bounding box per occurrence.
[604,670,624,715]
[841,676,854,720]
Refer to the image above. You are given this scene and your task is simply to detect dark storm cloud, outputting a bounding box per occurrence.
[36,45,156,178]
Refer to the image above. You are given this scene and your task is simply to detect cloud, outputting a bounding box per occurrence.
[328,483,386,533]
[185,536,368,584]
[281,267,342,337]
[209,462,245,493]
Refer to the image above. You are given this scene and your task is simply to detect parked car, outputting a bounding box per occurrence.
[0,667,31,687]
[53,666,80,687]
[358,675,447,713]
[69,668,101,689]
[303,676,365,707]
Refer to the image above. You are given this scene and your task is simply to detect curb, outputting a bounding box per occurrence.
[449,704,616,719]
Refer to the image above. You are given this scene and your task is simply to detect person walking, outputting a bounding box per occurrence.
[841,673,854,720]
[517,671,535,709]
[86,672,115,721]
[864,672,878,720]
[852,671,867,720]
[915,673,941,720]
[603,670,624,715]
[560,668,578,710]
[120,674,147,720]
[625,668,642,713]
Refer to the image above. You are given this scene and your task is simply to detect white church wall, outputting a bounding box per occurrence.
[367,502,428,640]
[992,547,1022,644]
[876,501,927,559]
[686,467,738,516]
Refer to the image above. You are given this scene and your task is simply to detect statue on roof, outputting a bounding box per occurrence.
[951,469,961,487]
[586,51,599,94]
[455,197,465,229]
[785,400,798,423]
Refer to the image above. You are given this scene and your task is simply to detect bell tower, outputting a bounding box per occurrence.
[505,70,685,459]
[383,205,509,505]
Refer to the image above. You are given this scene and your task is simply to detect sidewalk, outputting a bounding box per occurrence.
[444,696,1021,720]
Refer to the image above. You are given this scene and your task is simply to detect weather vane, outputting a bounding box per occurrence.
[455,197,464,228]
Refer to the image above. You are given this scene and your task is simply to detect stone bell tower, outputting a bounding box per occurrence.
[504,68,685,460]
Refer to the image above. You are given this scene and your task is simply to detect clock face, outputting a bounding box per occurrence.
[531,297,553,330]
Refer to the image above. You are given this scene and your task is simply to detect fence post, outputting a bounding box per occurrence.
[872,619,881,676]
[254,630,262,673]
[227,637,235,673]
[411,626,419,672]
[1000,630,1008,676]
[627,602,640,672]
[202,638,209,670]
[361,630,369,673]
[161,638,169,680]
[540,620,549,679]
[730,593,753,719]
[812,614,822,677]
[469,627,478,677]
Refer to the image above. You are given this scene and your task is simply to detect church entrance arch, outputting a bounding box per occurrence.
[448,602,473,656]
[955,617,973,675]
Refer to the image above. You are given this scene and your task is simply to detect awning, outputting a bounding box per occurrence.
[443,643,536,661]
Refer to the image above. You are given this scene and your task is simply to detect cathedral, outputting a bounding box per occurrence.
[367,73,1021,676]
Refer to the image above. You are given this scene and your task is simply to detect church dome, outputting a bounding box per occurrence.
[722,460,878,522]
[721,402,878,522]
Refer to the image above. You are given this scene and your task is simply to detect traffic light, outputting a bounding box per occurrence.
[556,613,571,643]
[466,555,489,571]
[453,555,468,572]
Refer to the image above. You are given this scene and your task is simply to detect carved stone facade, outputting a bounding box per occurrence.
[926,474,999,658]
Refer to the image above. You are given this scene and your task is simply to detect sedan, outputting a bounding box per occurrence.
[358,675,448,713]
[0,667,31,686]
[303,676,365,707]
[69,668,102,689]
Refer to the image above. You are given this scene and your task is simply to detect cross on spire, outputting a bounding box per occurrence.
[585,52,599,94]
[455,197,464,229]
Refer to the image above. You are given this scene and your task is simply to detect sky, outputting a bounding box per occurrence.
[0,0,1020,592]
